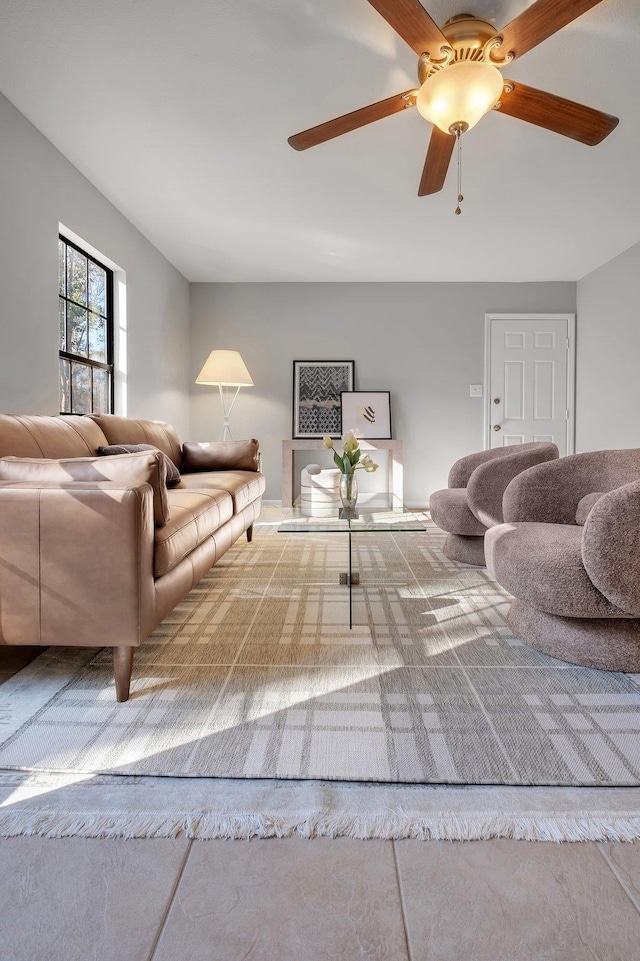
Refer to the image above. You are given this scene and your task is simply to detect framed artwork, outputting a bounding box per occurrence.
[340,390,392,439]
[293,360,355,438]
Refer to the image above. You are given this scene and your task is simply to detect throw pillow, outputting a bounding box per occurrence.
[182,439,260,473]
[98,444,181,486]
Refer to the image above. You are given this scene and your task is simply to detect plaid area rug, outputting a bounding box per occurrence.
[1,510,640,785]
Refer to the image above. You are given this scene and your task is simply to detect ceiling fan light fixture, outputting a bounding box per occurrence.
[416,61,505,135]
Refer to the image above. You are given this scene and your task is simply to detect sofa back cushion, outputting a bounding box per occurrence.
[0,451,170,526]
[89,414,182,468]
[0,414,107,459]
[182,439,260,473]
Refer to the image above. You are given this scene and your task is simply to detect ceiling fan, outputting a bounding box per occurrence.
[287,0,619,205]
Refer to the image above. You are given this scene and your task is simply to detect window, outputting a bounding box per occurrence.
[58,235,114,414]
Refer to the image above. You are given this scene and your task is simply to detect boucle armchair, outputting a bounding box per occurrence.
[485,449,640,672]
[429,442,559,565]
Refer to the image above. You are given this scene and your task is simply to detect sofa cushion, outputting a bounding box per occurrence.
[430,488,487,537]
[0,414,107,459]
[155,489,234,577]
[89,414,182,468]
[575,492,605,526]
[98,444,181,486]
[182,439,260,473]
[485,522,629,619]
[178,470,265,513]
[0,451,171,527]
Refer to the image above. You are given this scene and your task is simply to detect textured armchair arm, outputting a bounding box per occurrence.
[582,479,640,615]
[503,449,640,525]
[447,447,509,488]
[467,443,558,528]
[447,442,554,489]
[0,481,156,649]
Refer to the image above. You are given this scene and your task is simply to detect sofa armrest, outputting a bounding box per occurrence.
[466,443,558,527]
[503,449,640,525]
[0,481,156,649]
[0,451,170,526]
[582,479,640,615]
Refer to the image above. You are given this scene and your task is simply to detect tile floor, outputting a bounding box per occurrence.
[1,835,639,960]
[2,651,640,961]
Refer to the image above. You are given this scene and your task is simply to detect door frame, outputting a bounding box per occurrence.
[483,313,576,454]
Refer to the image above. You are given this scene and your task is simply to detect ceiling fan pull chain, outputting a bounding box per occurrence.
[455,127,463,215]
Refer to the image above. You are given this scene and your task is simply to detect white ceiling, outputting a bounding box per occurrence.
[0,0,638,282]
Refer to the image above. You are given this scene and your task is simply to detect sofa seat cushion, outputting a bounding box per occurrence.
[177,471,265,513]
[430,488,487,537]
[485,522,630,619]
[155,489,234,577]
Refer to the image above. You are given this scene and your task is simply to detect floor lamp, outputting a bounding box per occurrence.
[195,350,254,440]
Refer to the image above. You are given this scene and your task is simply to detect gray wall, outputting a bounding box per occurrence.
[0,93,190,434]
[10,68,632,484]
[576,240,640,452]
[190,282,576,504]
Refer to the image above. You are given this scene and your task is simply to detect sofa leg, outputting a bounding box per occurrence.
[113,646,134,702]
[246,523,253,543]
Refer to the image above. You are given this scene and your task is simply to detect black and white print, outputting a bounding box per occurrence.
[341,391,392,439]
[293,360,355,438]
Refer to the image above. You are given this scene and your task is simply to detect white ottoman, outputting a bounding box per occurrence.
[300,465,341,517]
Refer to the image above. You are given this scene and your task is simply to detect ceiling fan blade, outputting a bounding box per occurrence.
[288,90,416,150]
[418,127,455,196]
[497,0,607,61]
[496,81,619,146]
[366,0,449,57]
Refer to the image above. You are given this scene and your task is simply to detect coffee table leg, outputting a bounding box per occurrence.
[339,534,358,628]
[348,530,352,630]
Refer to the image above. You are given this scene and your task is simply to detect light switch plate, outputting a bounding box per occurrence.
[469,384,483,398]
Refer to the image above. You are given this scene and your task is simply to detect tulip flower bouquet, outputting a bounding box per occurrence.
[322,430,378,514]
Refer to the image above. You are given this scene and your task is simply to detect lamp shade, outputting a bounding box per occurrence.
[195,350,254,387]
[416,61,504,135]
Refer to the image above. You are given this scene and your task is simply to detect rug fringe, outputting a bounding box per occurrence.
[2,809,640,842]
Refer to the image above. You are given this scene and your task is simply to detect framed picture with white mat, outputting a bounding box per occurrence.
[340,391,392,439]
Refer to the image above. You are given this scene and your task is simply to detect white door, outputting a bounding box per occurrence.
[485,314,575,455]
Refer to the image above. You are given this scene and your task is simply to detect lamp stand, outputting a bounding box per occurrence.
[218,384,242,440]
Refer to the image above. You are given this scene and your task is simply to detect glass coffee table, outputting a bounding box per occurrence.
[278,493,426,629]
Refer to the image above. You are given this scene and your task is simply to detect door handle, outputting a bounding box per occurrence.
[493,425,501,431]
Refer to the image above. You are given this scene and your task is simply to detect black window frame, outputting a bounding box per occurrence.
[58,234,115,415]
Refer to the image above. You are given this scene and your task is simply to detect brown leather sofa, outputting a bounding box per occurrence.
[0,413,265,701]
